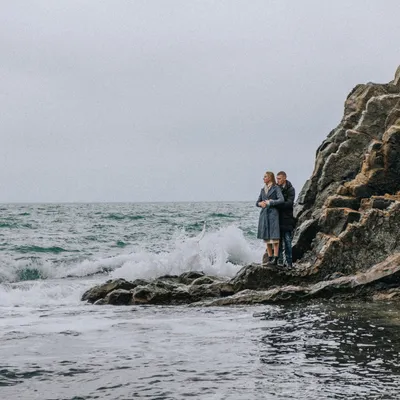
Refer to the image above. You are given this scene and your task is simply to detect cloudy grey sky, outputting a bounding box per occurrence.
[1,1,399,202]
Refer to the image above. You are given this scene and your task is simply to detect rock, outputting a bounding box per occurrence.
[325,195,361,210]
[360,196,396,211]
[191,275,219,285]
[130,281,192,305]
[81,279,138,303]
[131,284,171,305]
[157,274,180,283]
[178,271,205,284]
[105,289,133,305]
[196,253,400,306]
[132,278,150,287]
[293,66,400,274]
[229,263,304,292]
[193,286,309,306]
[188,282,235,302]
[318,207,361,237]
[372,288,400,301]
[291,219,319,261]
[394,65,400,86]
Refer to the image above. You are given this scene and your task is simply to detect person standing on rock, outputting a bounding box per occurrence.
[256,171,284,265]
[276,171,295,269]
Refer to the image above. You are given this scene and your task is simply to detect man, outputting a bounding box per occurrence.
[276,171,295,269]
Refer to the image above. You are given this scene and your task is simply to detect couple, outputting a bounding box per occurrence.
[256,171,295,268]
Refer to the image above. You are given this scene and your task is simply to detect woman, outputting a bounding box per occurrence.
[256,171,284,265]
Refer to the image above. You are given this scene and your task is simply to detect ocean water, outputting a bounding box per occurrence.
[1,202,400,399]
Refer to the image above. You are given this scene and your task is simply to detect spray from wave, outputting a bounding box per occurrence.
[0,225,262,285]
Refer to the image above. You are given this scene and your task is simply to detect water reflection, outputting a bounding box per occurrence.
[254,302,400,399]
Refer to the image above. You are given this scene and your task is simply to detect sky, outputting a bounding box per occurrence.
[1,0,400,202]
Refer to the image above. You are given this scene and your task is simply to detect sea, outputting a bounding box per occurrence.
[1,202,400,399]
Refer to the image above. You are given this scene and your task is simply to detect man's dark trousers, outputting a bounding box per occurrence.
[278,231,293,266]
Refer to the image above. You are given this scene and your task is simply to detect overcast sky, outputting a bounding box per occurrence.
[1,1,399,202]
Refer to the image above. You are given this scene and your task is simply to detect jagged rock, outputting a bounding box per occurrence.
[188,282,234,302]
[105,289,133,305]
[318,207,361,237]
[326,195,361,210]
[157,274,180,283]
[229,263,303,292]
[360,196,396,210]
[293,66,400,273]
[131,284,171,305]
[178,271,205,284]
[300,201,400,279]
[292,219,319,261]
[196,253,400,306]
[394,65,400,86]
[191,276,219,285]
[81,279,138,304]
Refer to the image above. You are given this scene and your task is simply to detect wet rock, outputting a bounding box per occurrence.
[188,282,235,302]
[319,208,361,236]
[157,274,180,283]
[325,195,361,210]
[197,253,400,306]
[229,263,304,292]
[105,289,133,305]
[130,281,192,305]
[178,271,205,284]
[360,196,396,211]
[191,276,219,285]
[81,279,138,304]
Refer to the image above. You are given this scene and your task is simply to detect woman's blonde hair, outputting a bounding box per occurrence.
[265,171,276,185]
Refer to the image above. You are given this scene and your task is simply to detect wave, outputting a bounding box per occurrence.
[0,279,94,307]
[14,245,72,254]
[208,213,236,218]
[0,226,263,285]
[0,222,34,229]
[105,213,145,221]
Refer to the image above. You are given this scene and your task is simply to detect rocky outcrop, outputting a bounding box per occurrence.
[82,66,400,307]
[82,272,235,306]
[293,66,400,283]
[194,253,400,306]
[82,252,400,306]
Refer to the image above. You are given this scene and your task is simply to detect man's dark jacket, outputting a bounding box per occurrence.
[277,180,295,232]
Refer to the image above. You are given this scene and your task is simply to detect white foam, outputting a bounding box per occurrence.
[0,278,97,307]
[0,225,263,306]
[110,225,261,281]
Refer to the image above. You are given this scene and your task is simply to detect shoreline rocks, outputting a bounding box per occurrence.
[82,252,400,306]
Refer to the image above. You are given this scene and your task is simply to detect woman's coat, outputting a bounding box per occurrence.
[256,185,284,240]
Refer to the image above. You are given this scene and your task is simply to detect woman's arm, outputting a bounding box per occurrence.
[256,190,264,207]
[269,186,284,206]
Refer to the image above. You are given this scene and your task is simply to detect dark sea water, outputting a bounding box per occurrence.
[1,203,400,399]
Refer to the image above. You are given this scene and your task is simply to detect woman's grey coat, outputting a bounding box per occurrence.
[256,185,284,240]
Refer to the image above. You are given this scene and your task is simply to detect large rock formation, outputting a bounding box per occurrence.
[292,66,400,281]
[82,66,400,306]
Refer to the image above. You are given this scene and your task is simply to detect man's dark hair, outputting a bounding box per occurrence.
[277,171,287,177]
